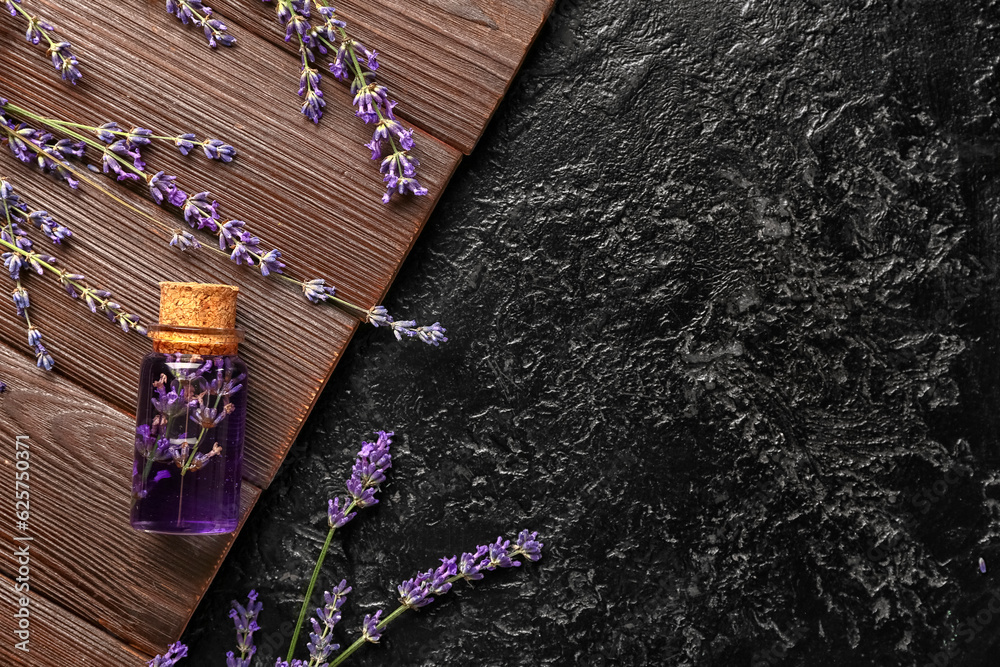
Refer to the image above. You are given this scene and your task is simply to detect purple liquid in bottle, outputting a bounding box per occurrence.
[130,353,247,534]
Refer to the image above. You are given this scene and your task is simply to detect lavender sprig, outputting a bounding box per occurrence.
[326,530,544,667]
[286,431,393,662]
[4,0,81,83]
[165,0,236,48]
[1,99,446,345]
[1,178,144,370]
[227,590,263,667]
[262,0,427,203]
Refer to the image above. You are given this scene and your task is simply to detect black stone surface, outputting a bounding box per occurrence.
[181,1,1000,665]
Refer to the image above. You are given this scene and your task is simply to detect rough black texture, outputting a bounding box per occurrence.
[182,1,1000,665]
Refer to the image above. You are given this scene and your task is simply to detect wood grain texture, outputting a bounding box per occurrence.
[0,572,150,667]
[209,0,556,153]
[0,0,463,487]
[0,343,261,657]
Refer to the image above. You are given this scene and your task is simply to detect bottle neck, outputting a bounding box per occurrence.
[147,324,243,356]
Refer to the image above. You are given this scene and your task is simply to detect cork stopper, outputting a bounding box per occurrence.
[148,282,242,355]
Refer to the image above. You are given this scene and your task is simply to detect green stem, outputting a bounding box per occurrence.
[32,118,215,148]
[286,500,357,662]
[326,599,427,667]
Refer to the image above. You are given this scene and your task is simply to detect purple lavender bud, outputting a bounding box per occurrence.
[175,133,197,155]
[458,545,488,581]
[397,571,434,609]
[218,219,246,249]
[0,379,6,393]
[302,278,335,303]
[415,322,447,347]
[367,305,390,327]
[34,344,54,371]
[229,240,255,266]
[11,286,29,314]
[147,641,188,667]
[183,191,219,227]
[327,497,356,528]
[169,229,201,251]
[203,138,237,162]
[26,326,42,347]
[149,171,187,207]
[48,42,81,84]
[4,2,19,18]
[484,537,520,570]
[515,530,543,562]
[127,127,153,146]
[96,122,120,143]
[431,557,457,595]
[980,557,987,574]
[54,137,85,158]
[361,610,383,643]
[101,150,139,182]
[345,479,377,507]
[330,42,349,80]
[258,249,285,277]
[2,252,22,280]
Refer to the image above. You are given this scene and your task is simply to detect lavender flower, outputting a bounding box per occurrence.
[203,138,237,161]
[3,2,82,83]
[227,590,262,667]
[306,580,350,664]
[361,610,382,643]
[175,133,197,154]
[302,278,336,303]
[0,379,6,393]
[328,497,356,528]
[150,171,188,207]
[458,545,489,581]
[166,0,236,48]
[147,641,188,667]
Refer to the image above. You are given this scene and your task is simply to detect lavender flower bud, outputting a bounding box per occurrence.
[96,122,120,143]
[327,497,356,528]
[0,379,6,393]
[175,133,196,155]
[302,278,336,303]
[361,610,383,643]
[203,138,236,162]
[34,344,54,371]
[170,229,201,251]
[11,286,29,314]
[26,326,42,347]
[147,641,188,667]
[458,545,489,581]
[515,530,543,562]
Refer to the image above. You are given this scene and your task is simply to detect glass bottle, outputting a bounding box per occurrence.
[130,282,247,534]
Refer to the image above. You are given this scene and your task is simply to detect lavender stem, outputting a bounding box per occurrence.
[285,506,355,663]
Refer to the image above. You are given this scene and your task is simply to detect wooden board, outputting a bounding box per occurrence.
[0,0,552,664]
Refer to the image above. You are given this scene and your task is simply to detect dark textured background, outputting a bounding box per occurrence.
[181,1,1000,665]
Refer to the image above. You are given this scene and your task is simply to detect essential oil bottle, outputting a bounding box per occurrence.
[130,282,247,534]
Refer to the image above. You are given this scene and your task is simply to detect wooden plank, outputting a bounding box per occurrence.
[0,0,463,487]
[0,572,150,667]
[208,0,556,153]
[0,342,261,656]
